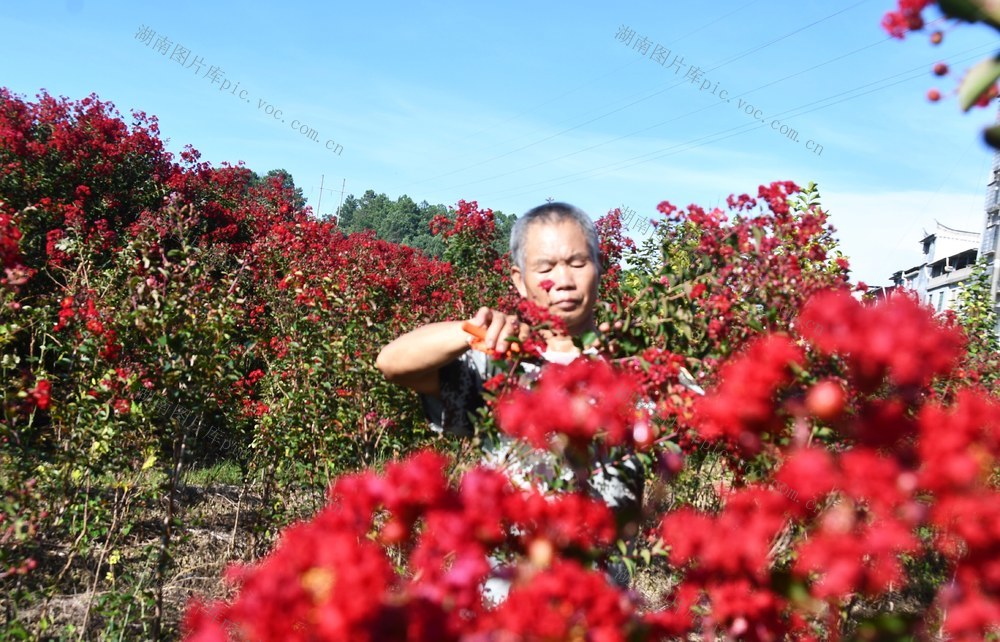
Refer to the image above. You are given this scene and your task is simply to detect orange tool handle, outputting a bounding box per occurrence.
[461,321,521,353]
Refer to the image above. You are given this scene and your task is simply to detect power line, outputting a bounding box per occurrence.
[401,0,861,191]
[703,0,870,72]
[472,44,997,202]
[440,37,979,198]
[429,35,898,195]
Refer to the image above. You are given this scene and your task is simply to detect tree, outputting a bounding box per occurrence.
[952,256,1000,393]
[492,209,517,258]
[335,190,449,257]
[955,257,999,354]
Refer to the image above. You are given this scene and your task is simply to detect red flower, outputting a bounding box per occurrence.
[495,357,644,450]
[29,380,52,411]
[795,515,919,599]
[918,390,1000,495]
[881,0,933,38]
[693,334,804,454]
[798,290,965,391]
[477,560,636,641]
[112,397,130,415]
[774,447,838,512]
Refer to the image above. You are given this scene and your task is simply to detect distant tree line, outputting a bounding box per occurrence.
[332,190,516,259]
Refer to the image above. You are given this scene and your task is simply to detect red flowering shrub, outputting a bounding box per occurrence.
[593,181,848,471]
[612,181,847,368]
[183,286,1000,641]
[652,291,998,641]
[0,205,32,287]
[798,288,965,391]
[595,207,636,301]
[429,199,519,314]
[0,88,477,637]
[2,76,997,640]
[181,451,655,642]
[693,334,804,455]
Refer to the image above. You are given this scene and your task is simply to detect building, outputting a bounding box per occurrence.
[885,108,1000,335]
[890,221,981,313]
[980,135,1000,321]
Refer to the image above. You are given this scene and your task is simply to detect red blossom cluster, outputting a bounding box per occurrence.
[882,0,935,38]
[182,450,669,642]
[495,357,645,451]
[511,298,570,357]
[617,348,697,444]
[636,181,848,370]
[26,380,51,412]
[919,391,1000,636]
[0,207,32,287]
[0,89,176,274]
[764,389,1000,642]
[776,447,922,601]
[756,181,801,216]
[693,334,804,455]
[595,207,636,300]
[655,289,1000,641]
[246,217,463,367]
[626,347,686,400]
[428,199,496,239]
[0,210,20,267]
[798,289,965,392]
[881,1,1000,108]
[658,487,803,640]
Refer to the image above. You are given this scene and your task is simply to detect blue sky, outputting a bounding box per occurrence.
[2,0,998,284]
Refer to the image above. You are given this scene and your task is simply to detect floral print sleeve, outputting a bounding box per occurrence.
[419,349,500,438]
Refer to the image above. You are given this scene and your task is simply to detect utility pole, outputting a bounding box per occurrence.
[316,174,324,218]
[313,176,345,220]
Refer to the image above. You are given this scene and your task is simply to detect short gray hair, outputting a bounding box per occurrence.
[509,202,601,275]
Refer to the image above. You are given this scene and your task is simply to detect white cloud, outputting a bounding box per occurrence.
[821,189,986,285]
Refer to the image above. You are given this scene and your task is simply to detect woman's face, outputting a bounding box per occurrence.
[512,218,599,336]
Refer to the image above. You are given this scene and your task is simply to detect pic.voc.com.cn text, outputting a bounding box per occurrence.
[615,25,823,157]
[135,24,344,157]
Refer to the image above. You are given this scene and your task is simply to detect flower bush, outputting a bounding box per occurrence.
[182,288,1000,641]
[4,11,1000,634]
[0,88,479,638]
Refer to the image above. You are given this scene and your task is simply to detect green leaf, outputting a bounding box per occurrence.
[663,439,683,454]
[984,123,1000,150]
[939,0,1000,28]
[958,53,1000,111]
